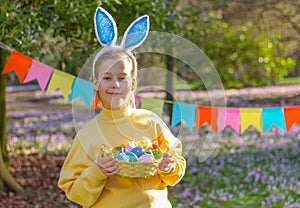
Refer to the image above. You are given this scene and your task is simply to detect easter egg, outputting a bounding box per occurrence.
[125,151,139,162]
[130,146,146,157]
[117,153,130,162]
[125,141,136,152]
[152,150,162,159]
[138,154,154,162]
[152,142,159,149]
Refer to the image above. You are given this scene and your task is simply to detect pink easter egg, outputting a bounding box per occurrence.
[138,154,154,162]
[125,141,136,152]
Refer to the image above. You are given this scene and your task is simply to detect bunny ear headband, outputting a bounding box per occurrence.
[92,7,150,77]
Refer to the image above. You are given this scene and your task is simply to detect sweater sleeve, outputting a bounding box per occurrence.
[151,114,186,187]
[157,130,186,187]
[58,136,108,207]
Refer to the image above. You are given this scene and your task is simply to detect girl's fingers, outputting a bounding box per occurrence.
[159,153,175,172]
[97,154,119,176]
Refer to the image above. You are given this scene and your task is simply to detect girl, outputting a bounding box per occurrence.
[58,7,186,208]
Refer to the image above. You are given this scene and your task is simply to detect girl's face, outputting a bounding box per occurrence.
[94,57,135,110]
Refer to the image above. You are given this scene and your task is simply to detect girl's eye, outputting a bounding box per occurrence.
[103,76,111,80]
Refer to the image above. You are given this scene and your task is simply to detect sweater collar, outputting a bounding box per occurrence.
[98,105,134,120]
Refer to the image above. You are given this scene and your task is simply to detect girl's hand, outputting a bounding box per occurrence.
[158,152,175,172]
[97,153,119,176]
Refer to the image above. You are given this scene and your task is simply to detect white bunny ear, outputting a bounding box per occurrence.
[121,15,150,51]
[94,7,117,47]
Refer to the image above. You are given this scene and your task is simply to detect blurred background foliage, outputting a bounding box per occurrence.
[0,0,299,89]
[0,0,299,194]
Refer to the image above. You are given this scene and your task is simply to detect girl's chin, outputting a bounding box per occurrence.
[103,102,127,110]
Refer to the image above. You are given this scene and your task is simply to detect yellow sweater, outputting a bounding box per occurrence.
[58,106,186,208]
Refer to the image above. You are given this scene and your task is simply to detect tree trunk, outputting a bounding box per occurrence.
[0,51,23,193]
[165,55,177,122]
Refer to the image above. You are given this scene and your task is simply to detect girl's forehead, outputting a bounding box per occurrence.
[97,58,132,74]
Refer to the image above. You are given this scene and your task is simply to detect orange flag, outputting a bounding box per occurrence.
[2,51,32,83]
[195,106,218,131]
[284,106,300,132]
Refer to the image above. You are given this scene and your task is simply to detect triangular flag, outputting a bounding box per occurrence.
[217,108,240,133]
[135,95,142,108]
[140,98,164,117]
[2,50,32,83]
[284,106,300,132]
[171,102,196,129]
[69,78,94,108]
[46,69,75,100]
[262,107,286,133]
[240,108,262,133]
[23,60,53,91]
[195,106,218,131]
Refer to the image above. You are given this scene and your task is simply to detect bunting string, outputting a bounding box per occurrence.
[0,41,13,52]
[1,48,300,134]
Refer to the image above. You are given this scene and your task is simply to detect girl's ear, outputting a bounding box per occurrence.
[94,7,118,47]
[91,90,101,110]
[131,78,136,91]
[120,15,149,51]
[93,78,99,91]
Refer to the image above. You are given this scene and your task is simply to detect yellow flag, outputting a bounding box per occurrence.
[140,98,164,117]
[240,108,262,133]
[46,69,75,100]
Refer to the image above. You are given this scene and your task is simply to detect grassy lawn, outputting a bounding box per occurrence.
[7,114,300,207]
[280,76,300,85]
[169,127,300,207]
[5,89,300,207]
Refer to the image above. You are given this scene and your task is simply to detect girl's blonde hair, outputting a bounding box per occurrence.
[92,49,138,109]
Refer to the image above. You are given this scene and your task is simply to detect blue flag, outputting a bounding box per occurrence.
[171,102,196,129]
[262,107,286,133]
[69,78,94,108]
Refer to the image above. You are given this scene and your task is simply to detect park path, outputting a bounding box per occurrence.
[6,83,300,113]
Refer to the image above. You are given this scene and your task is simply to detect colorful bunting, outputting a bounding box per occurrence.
[262,107,286,133]
[69,78,94,108]
[217,108,240,133]
[195,106,218,132]
[2,49,300,135]
[135,95,142,108]
[171,103,196,130]
[46,69,75,100]
[240,108,263,133]
[2,50,32,83]
[140,98,164,117]
[284,106,300,132]
[23,60,54,91]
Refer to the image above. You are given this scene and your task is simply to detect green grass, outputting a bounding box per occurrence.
[279,76,300,85]
[168,128,300,207]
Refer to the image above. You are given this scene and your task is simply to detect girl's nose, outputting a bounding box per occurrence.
[111,78,120,88]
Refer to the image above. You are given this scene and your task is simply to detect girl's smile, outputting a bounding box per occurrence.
[94,58,134,110]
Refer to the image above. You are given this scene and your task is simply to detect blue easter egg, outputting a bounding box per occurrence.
[117,153,130,162]
[130,146,146,157]
[125,151,139,162]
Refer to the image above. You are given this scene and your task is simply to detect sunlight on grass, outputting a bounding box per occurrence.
[279,76,300,85]
[6,106,300,207]
[169,126,300,207]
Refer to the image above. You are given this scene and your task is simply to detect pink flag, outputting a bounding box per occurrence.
[217,107,240,133]
[23,60,54,91]
[135,95,141,108]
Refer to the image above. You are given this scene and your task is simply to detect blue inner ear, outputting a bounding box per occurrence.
[125,16,148,48]
[95,8,115,45]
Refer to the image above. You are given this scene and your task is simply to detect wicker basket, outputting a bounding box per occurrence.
[100,144,162,178]
[117,156,162,178]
